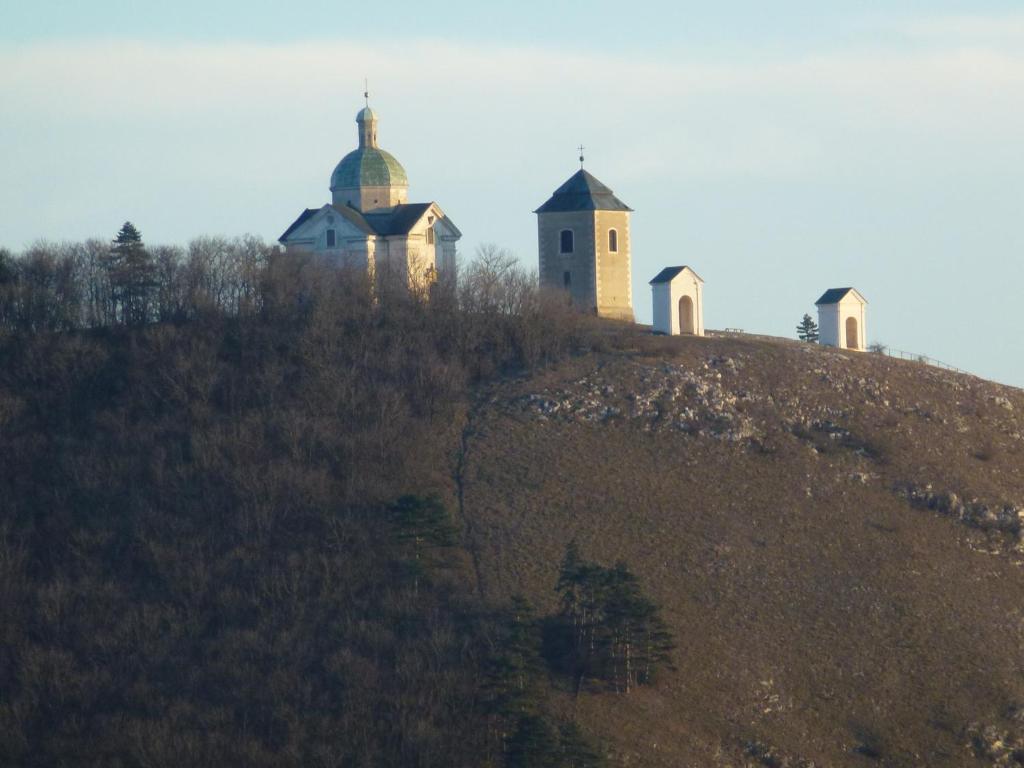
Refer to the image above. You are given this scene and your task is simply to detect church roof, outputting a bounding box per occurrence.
[278,203,455,243]
[534,169,633,214]
[278,208,319,241]
[362,203,435,236]
[815,287,867,305]
[331,147,408,190]
[649,266,704,285]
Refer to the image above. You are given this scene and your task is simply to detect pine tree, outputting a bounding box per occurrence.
[550,544,675,694]
[796,313,819,343]
[388,494,456,594]
[506,715,561,768]
[105,222,156,325]
[558,722,605,768]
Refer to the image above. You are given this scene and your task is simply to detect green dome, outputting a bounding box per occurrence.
[330,147,408,190]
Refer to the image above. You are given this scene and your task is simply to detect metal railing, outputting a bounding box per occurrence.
[708,329,972,377]
[869,345,966,375]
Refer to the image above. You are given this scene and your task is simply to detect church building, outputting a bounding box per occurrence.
[279,103,461,289]
[535,166,634,321]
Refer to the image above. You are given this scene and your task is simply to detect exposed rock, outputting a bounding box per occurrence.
[895,483,1023,540]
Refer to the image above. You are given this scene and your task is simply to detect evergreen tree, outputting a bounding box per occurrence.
[558,722,605,768]
[485,595,546,720]
[549,544,675,694]
[388,494,456,594]
[506,715,561,768]
[105,221,156,325]
[796,313,819,343]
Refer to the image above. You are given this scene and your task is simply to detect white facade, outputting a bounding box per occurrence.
[281,203,460,291]
[816,288,867,351]
[650,266,705,336]
[279,104,460,290]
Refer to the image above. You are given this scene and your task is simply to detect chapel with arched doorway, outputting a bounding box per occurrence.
[649,266,705,336]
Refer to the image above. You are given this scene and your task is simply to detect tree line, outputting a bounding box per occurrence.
[0,226,669,766]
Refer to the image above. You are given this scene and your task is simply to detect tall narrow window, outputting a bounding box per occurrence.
[426,227,435,245]
[563,271,571,288]
[608,228,618,252]
[560,229,574,254]
[326,229,336,248]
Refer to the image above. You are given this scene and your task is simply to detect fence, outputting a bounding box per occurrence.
[871,345,967,375]
[712,329,970,376]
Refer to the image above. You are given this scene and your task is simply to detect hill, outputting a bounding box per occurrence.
[1,253,1023,766]
[460,327,1024,766]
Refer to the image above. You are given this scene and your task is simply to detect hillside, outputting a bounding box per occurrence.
[460,327,1024,766]
[2,264,1023,767]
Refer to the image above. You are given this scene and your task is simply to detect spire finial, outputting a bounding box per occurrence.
[364,77,369,107]
[578,144,585,168]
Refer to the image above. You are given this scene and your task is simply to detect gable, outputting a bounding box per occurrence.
[280,205,370,244]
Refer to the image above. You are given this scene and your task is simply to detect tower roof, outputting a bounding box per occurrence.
[356,106,378,123]
[534,169,633,214]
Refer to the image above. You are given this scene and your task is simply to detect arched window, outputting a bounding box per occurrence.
[559,229,574,254]
[608,229,618,253]
[326,229,336,248]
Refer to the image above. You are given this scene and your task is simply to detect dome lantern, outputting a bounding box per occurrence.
[330,105,409,212]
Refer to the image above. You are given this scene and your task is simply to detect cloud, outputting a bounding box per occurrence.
[907,13,1024,46]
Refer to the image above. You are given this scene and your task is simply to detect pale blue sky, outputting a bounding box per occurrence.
[2,2,1023,385]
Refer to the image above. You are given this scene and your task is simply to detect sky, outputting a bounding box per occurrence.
[2,1,1023,386]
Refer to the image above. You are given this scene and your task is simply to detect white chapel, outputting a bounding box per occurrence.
[815,287,867,351]
[650,266,705,336]
[279,103,461,289]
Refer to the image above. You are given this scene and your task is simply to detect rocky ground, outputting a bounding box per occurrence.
[461,328,1024,766]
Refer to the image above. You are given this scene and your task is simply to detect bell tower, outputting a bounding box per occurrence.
[534,156,634,322]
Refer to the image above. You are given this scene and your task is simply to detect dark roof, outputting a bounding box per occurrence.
[362,203,433,236]
[815,287,866,305]
[331,204,376,235]
[278,208,318,242]
[534,169,633,213]
[279,203,439,243]
[649,266,703,285]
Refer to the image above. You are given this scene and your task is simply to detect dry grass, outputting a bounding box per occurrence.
[459,326,1024,766]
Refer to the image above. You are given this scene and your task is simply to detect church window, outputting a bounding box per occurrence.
[563,271,571,288]
[426,228,435,245]
[608,228,618,252]
[326,229,336,248]
[560,229,574,254]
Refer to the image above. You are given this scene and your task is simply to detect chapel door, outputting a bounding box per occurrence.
[679,296,695,335]
[845,317,859,349]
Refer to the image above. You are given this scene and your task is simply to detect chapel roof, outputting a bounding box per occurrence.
[649,266,704,285]
[815,287,867,305]
[534,169,633,214]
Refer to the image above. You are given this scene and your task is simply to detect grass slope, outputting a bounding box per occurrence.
[461,328,1024,766]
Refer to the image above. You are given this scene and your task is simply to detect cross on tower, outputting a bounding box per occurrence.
[364,78,369,106]
[578,144,585,168]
